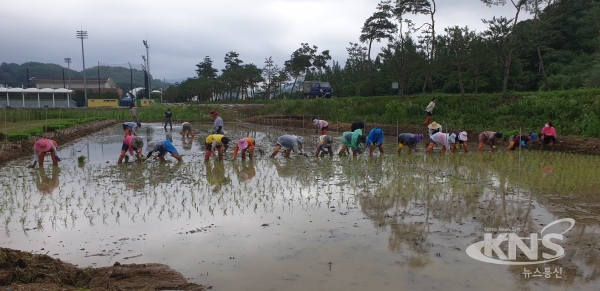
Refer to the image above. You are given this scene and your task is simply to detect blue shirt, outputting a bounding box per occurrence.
[366,128,384,145]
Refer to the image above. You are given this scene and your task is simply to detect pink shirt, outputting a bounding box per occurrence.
[123,135,140,155]
[316,120,328,128]
[541,126,556,137]
[430,132,451,149]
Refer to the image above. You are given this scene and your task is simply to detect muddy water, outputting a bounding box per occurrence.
[1,122,599,291]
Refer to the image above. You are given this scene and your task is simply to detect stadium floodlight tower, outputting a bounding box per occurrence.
[142,39,150,97]
[76,30,88,106]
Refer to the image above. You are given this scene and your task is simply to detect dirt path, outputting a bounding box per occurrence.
[0,120,118,167]
[244,116,600,156]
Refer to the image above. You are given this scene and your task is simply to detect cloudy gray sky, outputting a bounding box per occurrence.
[1,0,527,82]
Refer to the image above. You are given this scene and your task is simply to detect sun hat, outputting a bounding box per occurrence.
[529,133,537,141]
[495,132,503,139]
[34,138,52,153]
[147,141,157,152]
[132,137,144,150]
[323,136,333,146]
[414,134,424,144]
[297,136,305,144]
[374,128,383,135]
[458,131,468,142]
[449,133,457,144]
[221,137,230,145]
[428,122,441,130]
[209,110,218,115]
[238,138,248,150]
[313,119,319,125]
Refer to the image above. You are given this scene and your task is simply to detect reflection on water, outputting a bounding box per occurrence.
[0,123,599,291]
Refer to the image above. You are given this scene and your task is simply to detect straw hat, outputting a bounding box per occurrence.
[428,122,441,130]
[132,137,144,150]
[322,136,333,146]
[34,139,52,153]
[147,141,157,152]
[238,138,248,150]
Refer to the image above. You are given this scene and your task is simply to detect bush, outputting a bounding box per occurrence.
[8,132,30,141]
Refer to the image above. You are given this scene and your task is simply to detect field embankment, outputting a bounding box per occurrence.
[238,89,600,139]
[0,119,117,166]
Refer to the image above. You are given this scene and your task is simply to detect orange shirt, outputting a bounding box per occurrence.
[232,137,255,158]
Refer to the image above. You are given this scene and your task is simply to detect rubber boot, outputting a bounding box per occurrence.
[507,141,515,150]
[426,142,435,153]
[423,116,433,126]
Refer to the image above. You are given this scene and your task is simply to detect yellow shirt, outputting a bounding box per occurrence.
[206,134,225,147]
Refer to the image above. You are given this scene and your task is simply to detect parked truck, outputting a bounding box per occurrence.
[302,81,333,98]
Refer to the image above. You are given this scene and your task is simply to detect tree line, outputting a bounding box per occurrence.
[166,0,599,102]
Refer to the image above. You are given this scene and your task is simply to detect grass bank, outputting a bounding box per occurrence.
[242,89,600,138]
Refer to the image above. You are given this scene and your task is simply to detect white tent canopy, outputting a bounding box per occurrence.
[0,87,74,108]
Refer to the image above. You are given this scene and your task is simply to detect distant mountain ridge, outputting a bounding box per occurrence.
[0,61,169,90]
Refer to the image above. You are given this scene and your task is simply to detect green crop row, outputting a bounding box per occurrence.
[1,117,107,142]
[244,88,600,138]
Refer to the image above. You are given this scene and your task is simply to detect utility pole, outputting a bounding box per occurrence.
[76,30,88,107]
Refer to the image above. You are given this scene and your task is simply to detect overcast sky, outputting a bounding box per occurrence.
[1,0,527,82]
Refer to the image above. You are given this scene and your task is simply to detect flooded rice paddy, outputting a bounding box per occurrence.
[1,122,599,291]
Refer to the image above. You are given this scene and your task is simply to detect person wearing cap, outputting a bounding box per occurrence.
[164,109,173,130]
[507,133,537,150]
[451,131,469,153]
[426,132,455,154]
[366,127,385,156]
[427,122,443,137]
[315,135,334,157]
[540,120,557,146]
[338,129,366,157]
[28,138,60,168]
[478,131,503,152]
[123,121,141,138]
[351,121,366,132]
[232,137,256,160]
[313,119,329,135]
[146,139,183,162]
[205,134,230,161]
[397,133,424,153]
[180,122,195,139]
[270,135,306,158]
[209,110,224,134]
[118,136,144,164]
[423,98,436,126]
